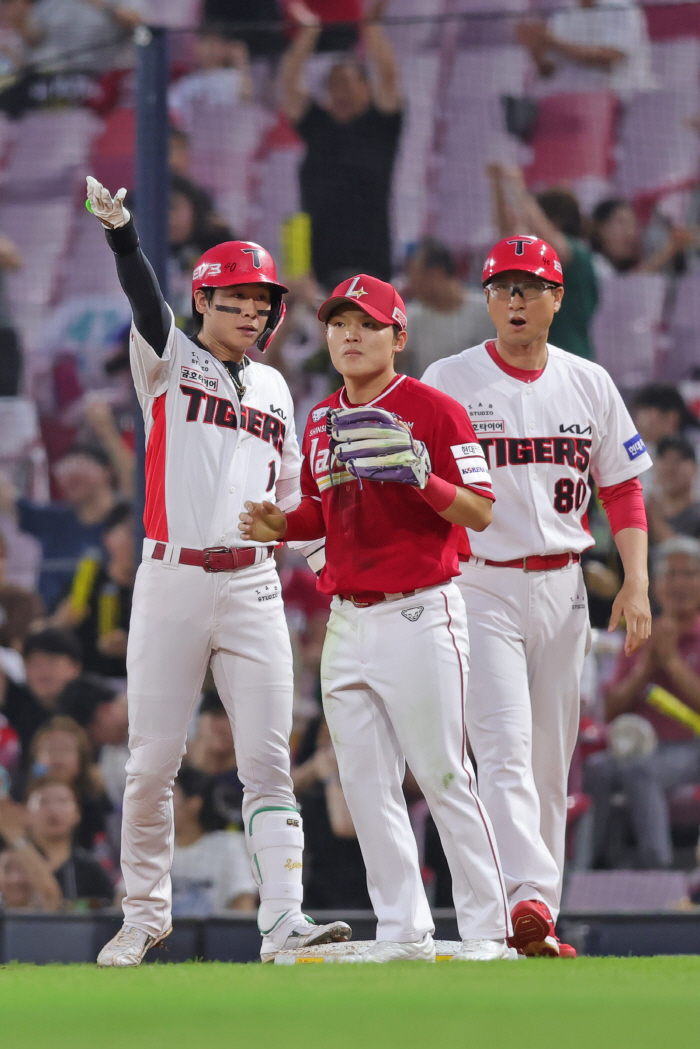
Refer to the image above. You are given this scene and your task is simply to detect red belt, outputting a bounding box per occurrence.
[337,583,447,608]
[151,543,272,573]
[465,552,581,572]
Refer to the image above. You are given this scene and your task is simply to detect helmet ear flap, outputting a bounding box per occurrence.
[257,296,286,352]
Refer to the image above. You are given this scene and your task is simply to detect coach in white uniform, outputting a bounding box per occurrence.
[423,235,652,957]
[85,178,349,966]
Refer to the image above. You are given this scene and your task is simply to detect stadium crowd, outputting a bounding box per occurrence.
[3,0,700,916]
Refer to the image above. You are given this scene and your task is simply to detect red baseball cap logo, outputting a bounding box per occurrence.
[318,274,408,331]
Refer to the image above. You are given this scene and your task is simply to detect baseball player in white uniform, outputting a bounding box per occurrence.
[85,178,350,966]
[423,236,652,957]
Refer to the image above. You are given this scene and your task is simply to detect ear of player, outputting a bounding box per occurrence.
[327,405,431,489]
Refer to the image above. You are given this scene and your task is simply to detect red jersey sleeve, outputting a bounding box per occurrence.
[428,396,495,502]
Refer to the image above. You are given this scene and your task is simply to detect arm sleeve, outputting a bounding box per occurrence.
[285,497,326,541]
[104,219,171,357]
[276,383,302,511]
[598,477,648,535]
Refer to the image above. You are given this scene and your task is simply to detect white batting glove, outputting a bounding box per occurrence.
[85,175,130,229]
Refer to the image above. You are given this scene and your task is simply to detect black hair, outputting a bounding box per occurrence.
[57,675,116,728]
[414,237,456,276]
[101,501,133,533]
[537,189,582,239]
[656,435,697,462]
[633,383,700,429]
[589,198,634,255]
[24,628,82,665]
[61,444,111,470]
[175,766,228,832]
[199,689,227,717]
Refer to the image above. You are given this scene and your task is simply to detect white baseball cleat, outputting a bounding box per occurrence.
[449,938,519,961]
[326,933,436,964]
[97,924,172,967]
[260,919,352,963]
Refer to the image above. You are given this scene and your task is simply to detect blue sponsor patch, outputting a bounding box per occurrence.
[624,433,647,461]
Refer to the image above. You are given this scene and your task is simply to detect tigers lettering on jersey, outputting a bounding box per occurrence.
[479,437,592,473]
[179,384,286,453]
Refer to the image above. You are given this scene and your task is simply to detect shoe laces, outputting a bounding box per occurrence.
[112,926,143,948]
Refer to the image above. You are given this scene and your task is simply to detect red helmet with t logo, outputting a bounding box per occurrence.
[192,241,288,351]
[482,236,564,286]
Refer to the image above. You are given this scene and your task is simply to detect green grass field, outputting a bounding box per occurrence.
[1,958,699,1049]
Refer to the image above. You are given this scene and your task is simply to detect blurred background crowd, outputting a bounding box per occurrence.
[3,0,700,918]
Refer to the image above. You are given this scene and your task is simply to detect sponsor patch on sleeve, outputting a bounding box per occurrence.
[457,462,491,485]
[623,433,647,461]
[451,442,483,459]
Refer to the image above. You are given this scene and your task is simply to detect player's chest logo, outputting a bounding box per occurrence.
[478,436,591,473]
[559,422,593,435]
[179,384,286,453]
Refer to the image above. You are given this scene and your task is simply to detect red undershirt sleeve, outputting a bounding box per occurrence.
[284,497,326,541]
[598,477,648,535]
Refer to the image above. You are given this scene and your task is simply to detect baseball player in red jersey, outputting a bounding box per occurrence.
[241,274,517,962]
[423,236,652,957]
[85,178,350,966]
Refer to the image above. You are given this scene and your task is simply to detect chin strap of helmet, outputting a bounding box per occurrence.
[257,294,286,352]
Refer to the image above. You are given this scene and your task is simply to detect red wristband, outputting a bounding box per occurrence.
[418,474,457,513]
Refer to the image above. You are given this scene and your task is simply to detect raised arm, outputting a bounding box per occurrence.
[487,164,572,265]
[363,0,402,114]
[278,3,322,125]
[517,20,625,73]
[86,176,171,358]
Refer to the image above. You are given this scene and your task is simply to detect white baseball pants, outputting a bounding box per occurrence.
[321,582,511,943]
[122,550,300,938]
[457,561,590,920]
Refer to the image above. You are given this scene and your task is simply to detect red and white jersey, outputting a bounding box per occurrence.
[299,374,493,595]
[130,314,300,548]
[422,341,653,561]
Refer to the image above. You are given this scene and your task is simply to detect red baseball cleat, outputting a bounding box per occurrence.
[508,899,577,958]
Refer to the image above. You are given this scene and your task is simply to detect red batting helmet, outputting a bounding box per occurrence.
[482,236,564,287]
[318,274,408,331]
[192,241,289,351]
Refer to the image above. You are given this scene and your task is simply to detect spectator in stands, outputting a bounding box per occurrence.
[292,715,370,909]
[171,766,256,916]
[185,690,243,830]
[584,536,700,868]
[0,2,27,75]
[168,173,234,331]
[0,777,113,906]
[400,238,494,377]
[488,164,598,360]
[50,503,133,681]
[589,199,695,279]
[0,446,119,611]
[0,531,43,650]
[202,0,285,60]
[516,0,653,98]
[83,400,135,501]
[23,716,112,852]
[279,1,402,288]
[633,384,700,451]
[0,230,22,397]
[646,437,700,546]
[58,676,127,755]
[58,675,128,813]
[169,126,191,179]
[0,628,82,757]
[10,0,145,74]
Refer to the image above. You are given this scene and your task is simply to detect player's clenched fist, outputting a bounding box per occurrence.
[85,175,130,229]
[239,500,287,543]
